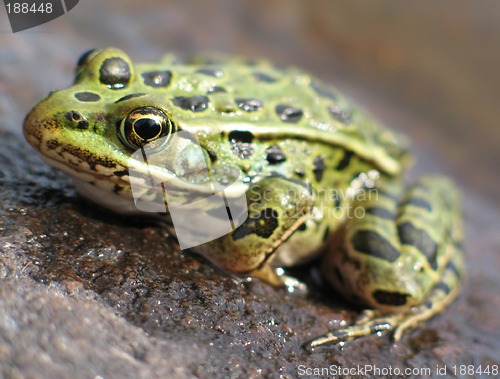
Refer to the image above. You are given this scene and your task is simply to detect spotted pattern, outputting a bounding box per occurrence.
[115,93,146,103]
[265,145,287,165]
[207,150,217,162]
[328,105,351,125]
[332,191,341,208]
[235,98,263,112]
[275,105,303,123]
[141,70,172,88]
[207,86,227,94]
[232,208,279,241]
[196,68,223,78]
[433,282,451,295]
[229,131,254,159]
[253,72,277,83]
[99,57,131,89]
[312,156,325,182]
[446,261,462,279]
[401,197,432,212]
[336,150,354,171]
[398,222,438,270]
[352,230,400,262]
[372,289,409,306]
[365,206,395,220]
[172,96,210,112]
[74,92,101,102]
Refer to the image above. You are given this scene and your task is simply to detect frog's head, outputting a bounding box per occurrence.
[24,48,233,209]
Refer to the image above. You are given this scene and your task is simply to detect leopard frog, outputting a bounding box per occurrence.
[23,48,465,348]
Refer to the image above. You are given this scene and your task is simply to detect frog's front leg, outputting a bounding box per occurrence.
[306,176,465,349]
[195,177,314,286]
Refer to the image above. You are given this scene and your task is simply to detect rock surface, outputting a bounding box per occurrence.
[1,1,499,378]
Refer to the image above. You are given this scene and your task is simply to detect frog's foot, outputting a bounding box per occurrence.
[247,265,308,293]
[305,254,463,350]
[311,176,465,349]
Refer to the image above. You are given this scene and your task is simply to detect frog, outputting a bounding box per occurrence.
[23,48,465,349]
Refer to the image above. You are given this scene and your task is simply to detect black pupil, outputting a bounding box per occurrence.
[134,118,161,140]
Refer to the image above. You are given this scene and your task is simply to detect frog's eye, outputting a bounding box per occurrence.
[119,107,176,151]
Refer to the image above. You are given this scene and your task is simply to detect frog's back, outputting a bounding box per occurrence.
[135,53,409,176]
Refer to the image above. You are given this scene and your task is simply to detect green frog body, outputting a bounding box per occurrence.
[24,48,465,348]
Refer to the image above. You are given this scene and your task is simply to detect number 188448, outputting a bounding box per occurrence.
[6,2,53,14]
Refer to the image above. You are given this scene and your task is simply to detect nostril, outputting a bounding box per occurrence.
[72,112,82,121]
[65,111,89,129]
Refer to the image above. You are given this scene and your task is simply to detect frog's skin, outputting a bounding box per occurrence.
[24,48,465,349]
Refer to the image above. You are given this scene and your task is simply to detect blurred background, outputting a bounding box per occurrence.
[1,2,499,374]
[1,0,499,204]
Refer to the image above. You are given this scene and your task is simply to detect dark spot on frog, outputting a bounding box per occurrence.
[433,282,451,295]
[265,145,287,165]
[365,206,395,220]
[294,168,305,178]
[172,96,210,112]
[446,260,462,280]
[99,57,131,89]
[312,156,325,182]
[229,131,253,143]
[353,230,401,262]
[398,222,438,270]
[196,68,224,78]
[207,149,218,162]
[74,92,101,102]
[253,72,277,83]
[115,93,146,103]
[207,86,227,94]
[46,139,61,150]
[332,191,341,208]
[141,70,172,88]
[336,150,354,171]
[275,105,303,123]
[59,146,117,171]
[311,82,337,100]
[328,105,352,125]
[372,289,409,306]
[113,184,124,194]
[113,169,129,177]
[297,222,307,231]
[232,208,279,241]
[400,197,432,212]
[235,98,263,112]
[228,131,254,159]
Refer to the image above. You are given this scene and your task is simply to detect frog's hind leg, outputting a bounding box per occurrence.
[306,250,464,349]
[306,176,465,349]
